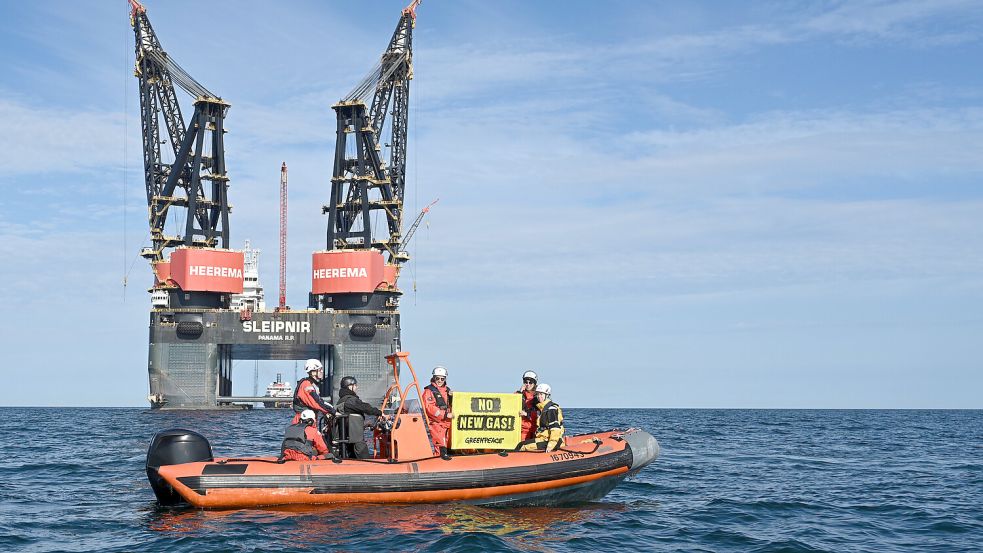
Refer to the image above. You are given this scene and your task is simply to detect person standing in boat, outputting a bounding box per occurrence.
[422,365,453,457]
[291,359,336,424]
[336,376,389,459]
[280,409,333,461]
[516,383,564,452]
[516,370,540,441]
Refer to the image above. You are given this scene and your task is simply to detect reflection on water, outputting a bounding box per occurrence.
[443,503,623,535]
[144,506,231,534]
[145,501,626,550]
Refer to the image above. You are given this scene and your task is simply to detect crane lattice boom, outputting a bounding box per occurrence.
[401,198,438,254]
[130,0,231,264]
[325,1,419,266]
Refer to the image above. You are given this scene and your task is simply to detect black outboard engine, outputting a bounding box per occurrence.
[146,429,213,505]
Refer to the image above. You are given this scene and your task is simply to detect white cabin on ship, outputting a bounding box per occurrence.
[264,373,293,408]
[230,239,266,312]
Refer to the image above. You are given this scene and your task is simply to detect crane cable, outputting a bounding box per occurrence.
[412,35,420,305]
[122,1,153,299]
[122,1,128,299]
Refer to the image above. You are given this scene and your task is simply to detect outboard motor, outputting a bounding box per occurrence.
[146,429,213,505]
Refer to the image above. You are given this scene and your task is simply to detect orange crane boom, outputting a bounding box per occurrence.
[279,162,288,309]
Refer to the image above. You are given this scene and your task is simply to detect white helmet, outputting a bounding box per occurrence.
[304,359,323,374]
[522,370,538,382]
[535,383,551,395]
[432,366,448,378]
[300,409,316,423]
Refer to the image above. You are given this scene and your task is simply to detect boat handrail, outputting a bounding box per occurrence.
[384,351,437,460]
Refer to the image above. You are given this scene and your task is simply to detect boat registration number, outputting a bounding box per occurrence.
[550,451,586,462]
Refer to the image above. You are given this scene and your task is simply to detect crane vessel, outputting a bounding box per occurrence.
[132,0,420,409]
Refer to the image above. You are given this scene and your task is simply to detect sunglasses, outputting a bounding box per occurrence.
[433,376,446,381]
[523,379,536,384]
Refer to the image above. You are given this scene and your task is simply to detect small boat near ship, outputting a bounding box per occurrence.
[262,373,292,409]
[148,428,658,508]
[146,353,661,508]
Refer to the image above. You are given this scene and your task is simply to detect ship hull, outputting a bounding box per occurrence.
[148,305,399,410]
[261,400,291,409]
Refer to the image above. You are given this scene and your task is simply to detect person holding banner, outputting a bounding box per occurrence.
[516,383,565,452]
[516,370,540,441]
[423,365,453,457]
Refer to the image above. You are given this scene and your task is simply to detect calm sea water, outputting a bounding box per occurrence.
[0,408,980,552]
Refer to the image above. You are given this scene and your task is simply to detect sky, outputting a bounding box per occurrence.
[0,0,981,408]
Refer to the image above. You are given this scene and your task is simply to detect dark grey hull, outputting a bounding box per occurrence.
[471,430,659,506]
[462,471,632,507]
[147,302,399,410]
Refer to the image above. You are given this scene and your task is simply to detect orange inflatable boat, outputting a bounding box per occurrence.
[146,353,660,509]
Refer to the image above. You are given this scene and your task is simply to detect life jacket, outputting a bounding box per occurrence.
[537,400,563,431]
[424,383,451,410]
[292,377,318,413]
[280,422,317,458]
[336,393,364,443]
[517,389,538,419]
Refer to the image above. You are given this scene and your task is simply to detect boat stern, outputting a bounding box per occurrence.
[146,429,214,506]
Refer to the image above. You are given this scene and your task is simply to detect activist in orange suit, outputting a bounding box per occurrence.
[516,370,539,441]
[422,365,453,457]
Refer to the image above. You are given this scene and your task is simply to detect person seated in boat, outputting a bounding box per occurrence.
[516,370,540,441]
[422,365,453,457]
[291,359,336,425]
[516,383,564,452]
[279,409,333,462]
[336,376,389,459]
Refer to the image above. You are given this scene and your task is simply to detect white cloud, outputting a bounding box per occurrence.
[0,95,126,176]
[406,196,983,302]
[803,0,983,43]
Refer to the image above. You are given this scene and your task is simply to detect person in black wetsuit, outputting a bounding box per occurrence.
[336,376,389,459]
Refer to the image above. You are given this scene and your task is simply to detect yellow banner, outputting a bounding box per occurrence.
[450,392,522,450]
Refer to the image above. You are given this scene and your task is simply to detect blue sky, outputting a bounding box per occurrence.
[1,0,981,407]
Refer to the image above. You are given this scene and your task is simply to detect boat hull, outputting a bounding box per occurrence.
[150,428,659,509]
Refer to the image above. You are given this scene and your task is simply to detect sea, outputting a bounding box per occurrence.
[0,408,980,552]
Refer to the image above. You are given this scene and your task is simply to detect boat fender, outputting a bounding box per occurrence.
[146,429,213,506]
[350,323,376,338]
[623,430,660,472]
[175,320,204,338]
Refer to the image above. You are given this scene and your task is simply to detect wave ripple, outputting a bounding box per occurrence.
[0,408,979,552]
